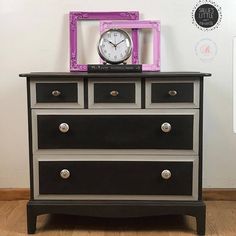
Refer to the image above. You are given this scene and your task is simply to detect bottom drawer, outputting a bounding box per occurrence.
[39,161,193,196]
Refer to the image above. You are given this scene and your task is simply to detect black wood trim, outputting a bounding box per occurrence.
[19,72,212,79]
[198,78,204,200]
[27,200,205,217]
[141,78,145,109]
[26,78,34,200]
[27,200,206,234]
[84,78,88,109]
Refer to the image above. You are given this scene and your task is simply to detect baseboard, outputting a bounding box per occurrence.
[0,188,236,201]
[0,188,30,201]
[203,188,236,201]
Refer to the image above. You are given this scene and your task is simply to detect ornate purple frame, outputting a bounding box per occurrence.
[100,20,161,71]
[70,11,139,72]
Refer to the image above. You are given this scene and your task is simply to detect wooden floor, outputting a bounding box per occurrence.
[0,201,235,235]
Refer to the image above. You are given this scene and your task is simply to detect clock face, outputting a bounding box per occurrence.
[98,29,132,64]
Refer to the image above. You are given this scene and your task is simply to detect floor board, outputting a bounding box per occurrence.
[0,200,235,235]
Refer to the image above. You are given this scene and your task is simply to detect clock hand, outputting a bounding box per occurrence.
[115,39,125,47]
[104,39,116,47]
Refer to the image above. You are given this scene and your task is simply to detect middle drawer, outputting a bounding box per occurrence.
[88,79,141,108]
[32,109,199,153]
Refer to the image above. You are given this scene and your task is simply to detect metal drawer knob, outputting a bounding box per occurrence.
[168,90,177,96]
[52,90,61,97]
[110,90,119,97]
[161,122,172,133]
[161,169,172,180]
[59,123,69,133]
[60,169,70,179]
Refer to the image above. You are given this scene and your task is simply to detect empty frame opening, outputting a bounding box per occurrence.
[77,21,101,64]
[139,28,153,64]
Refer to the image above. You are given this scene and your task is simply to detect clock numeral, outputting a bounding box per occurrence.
[120,53,123,58]
[107,34,111,38]
[102,44,105,48]
[114,55,117,60]
[104,50,107,54]
[108,53,111,57]
[114,33,117,36]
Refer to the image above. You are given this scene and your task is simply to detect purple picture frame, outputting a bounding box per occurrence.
[70,11,139,72]
[100,20,161,71]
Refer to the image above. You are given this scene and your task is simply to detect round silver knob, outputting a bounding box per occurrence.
[110,90,119,97]
[168,90,177,96]
[161,169,172,180]
[59,123,69,133]
[52,90,61,97]
[60,169,70,179]
[161,122,172,133]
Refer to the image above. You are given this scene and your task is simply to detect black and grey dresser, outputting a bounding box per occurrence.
[20,72,210,235]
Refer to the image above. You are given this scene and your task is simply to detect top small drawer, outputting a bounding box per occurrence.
[88,79,141,108]
[146,80,199,108]
[30,81,84,108]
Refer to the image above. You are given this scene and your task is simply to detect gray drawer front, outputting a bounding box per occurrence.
[39,161,193,195]
[37,114,194,150]
[36,83,78,103]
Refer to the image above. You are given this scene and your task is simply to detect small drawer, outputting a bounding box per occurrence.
[88,80,141,108]
[38,161,193,196]
[30,81,84,108]
[146,80,199,108]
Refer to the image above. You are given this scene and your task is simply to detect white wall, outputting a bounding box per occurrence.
[0,0,236,188]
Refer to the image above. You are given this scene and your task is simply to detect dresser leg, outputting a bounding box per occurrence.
[196,206,206,235]
[27,204,37,234]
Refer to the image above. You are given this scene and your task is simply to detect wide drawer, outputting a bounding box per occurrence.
[39,161,193,195]
[146,80,199,108]
[30,81,84,108]
[88,80,141,108]
[36,114,195,150]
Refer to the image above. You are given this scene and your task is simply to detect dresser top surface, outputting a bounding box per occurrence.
[19,71,211,79]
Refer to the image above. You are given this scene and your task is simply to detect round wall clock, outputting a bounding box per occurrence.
[98,29,133,64]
